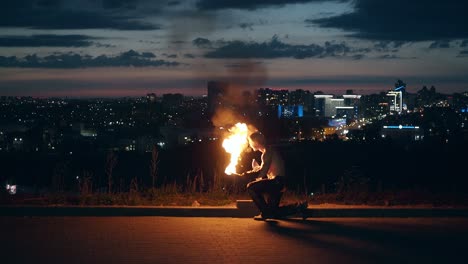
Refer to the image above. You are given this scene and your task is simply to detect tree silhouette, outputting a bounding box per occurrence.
[105,151,118,194]
[150,145,159,188]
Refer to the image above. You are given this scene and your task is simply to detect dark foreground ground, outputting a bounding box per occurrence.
[1,216,467,264]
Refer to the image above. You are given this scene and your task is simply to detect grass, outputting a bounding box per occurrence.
[2,183,468,207]
[0,186,309,207]
[309,190,468,207]
[5,190,467,207]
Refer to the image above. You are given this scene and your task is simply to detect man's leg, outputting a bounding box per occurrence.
[247,179,277,218]
[266,191,283,217]
[266,177,286,217]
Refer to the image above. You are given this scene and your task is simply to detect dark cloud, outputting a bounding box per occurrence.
[196,0,336,11]
[102,0,137,9]
[0,34,94,47]
[224,61,264,68]
[456,50,468,58]
[0,50,181,68]
[201,36,354,59]
[429,40,451,49]
[166,1,181,6]
[119,50,156,59]
[239,23,254,31]
[373,41,405,52]
[139,40,160,45]
[377,54,400,60]
[461,40,468,47]
[351,54,365,60]
[141,52,156,58]
[184,53,196,58]
[36,0,61,7]
[165,8,218,46]
[0,0,160,30]
[192,37,212,48]
[352,47,371,54]
[308,0,468,42]
[95,42,116,48]
[163,53,178,58]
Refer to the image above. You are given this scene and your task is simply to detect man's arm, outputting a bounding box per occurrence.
[255,149,272,179]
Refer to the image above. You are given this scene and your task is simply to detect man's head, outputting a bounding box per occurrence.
[248,131,265,151]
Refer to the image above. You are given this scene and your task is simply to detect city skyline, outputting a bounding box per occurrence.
[1,0,468,98]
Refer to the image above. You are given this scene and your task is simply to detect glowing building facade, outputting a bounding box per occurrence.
[314,94,361,118]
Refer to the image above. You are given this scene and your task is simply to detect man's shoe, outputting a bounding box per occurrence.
[253,212,276,220]
[253,213,265,221]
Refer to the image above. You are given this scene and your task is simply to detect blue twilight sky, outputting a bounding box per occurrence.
[0,0,467,98]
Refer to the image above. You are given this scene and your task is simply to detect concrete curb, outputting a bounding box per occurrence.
[0,206,251,217]
[308,208,468,218]
[1,205,468,218]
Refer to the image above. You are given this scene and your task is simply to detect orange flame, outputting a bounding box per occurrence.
[222,123,248,175]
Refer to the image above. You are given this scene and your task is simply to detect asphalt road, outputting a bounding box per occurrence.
[1,217,466,263]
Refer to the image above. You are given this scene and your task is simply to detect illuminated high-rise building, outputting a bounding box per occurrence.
[313,94,333,117]
[314,94,361,118]
[342,94,362,118]
[289,89,313,112]
[146,93,157,103]
[386,83,406,113]
[257,88,289,106]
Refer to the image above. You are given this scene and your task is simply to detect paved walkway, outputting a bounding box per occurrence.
[1,204,468,217]
[2,216,467,263]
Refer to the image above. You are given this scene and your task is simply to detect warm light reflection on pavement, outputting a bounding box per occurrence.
[1,217,467,264]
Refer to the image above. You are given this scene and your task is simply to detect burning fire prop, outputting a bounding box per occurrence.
[222,123,248,175]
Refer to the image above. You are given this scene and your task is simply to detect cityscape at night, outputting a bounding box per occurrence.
[1,81,467,199]
[2,1,468,263]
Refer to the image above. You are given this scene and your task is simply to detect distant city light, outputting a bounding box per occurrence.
[6,184,16,195]
[394,85,405,91]
[383,125,420,129]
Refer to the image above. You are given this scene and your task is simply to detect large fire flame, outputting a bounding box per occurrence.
[222,123,248,175]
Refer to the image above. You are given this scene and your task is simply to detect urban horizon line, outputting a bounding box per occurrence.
[2,86,467,100]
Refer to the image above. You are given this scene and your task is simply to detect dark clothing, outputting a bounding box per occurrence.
[247,176,290,217]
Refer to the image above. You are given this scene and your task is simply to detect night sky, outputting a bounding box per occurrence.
[1,0,467,97]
